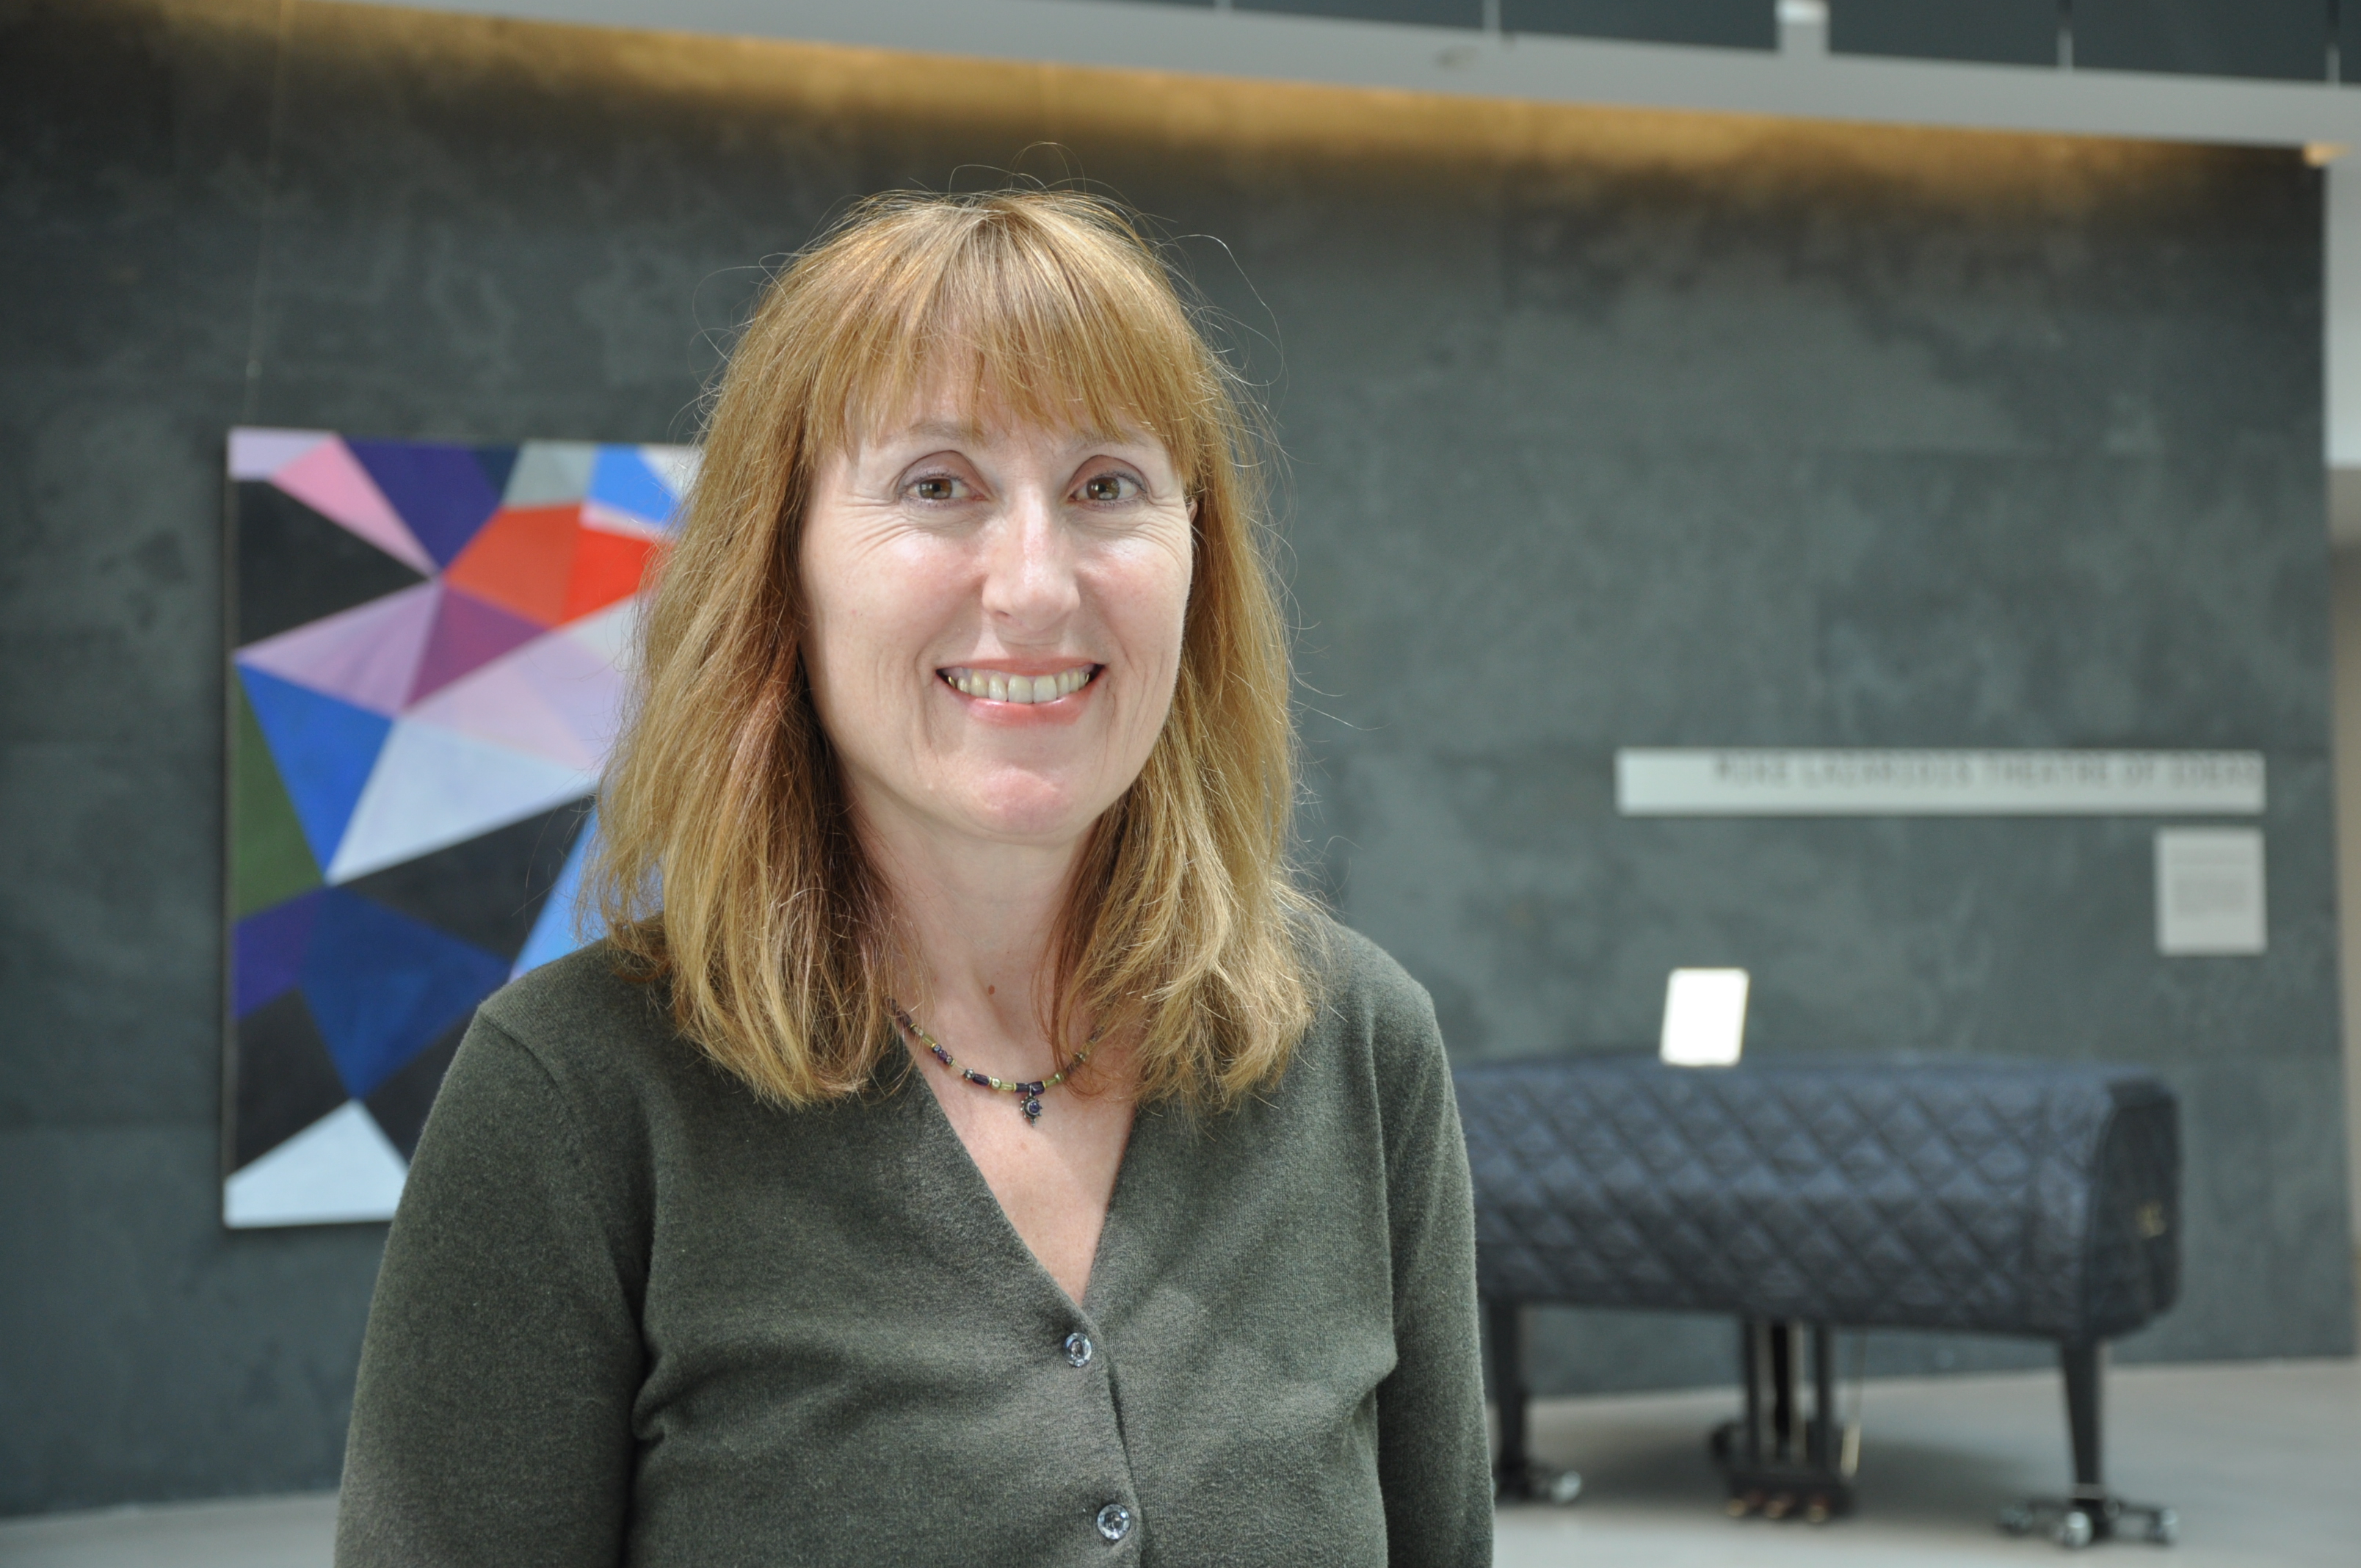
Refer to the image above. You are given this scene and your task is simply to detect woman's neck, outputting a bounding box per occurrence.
[860,805,1087,1072]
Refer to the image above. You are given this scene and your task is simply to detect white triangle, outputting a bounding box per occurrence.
[579,499,670,542]
[639,443,701,507]
[560,598,638,669]
[504,440,598,506]
[326,718,596,883]
[222,1101,410,1228]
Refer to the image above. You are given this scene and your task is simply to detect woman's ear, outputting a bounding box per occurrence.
[1187,496,1200,523]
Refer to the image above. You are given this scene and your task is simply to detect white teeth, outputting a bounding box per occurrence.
[942,666,1096,703]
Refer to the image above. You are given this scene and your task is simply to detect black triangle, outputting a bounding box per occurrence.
[341,798,593,962]
[364,1014,469,1159]
[232,990,351,1171]
[233,479,428,645]
[471,443,521,500]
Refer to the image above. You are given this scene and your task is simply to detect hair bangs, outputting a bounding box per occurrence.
[811,197,1218,487]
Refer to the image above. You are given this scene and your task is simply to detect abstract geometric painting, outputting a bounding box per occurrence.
[223,427,692,1227]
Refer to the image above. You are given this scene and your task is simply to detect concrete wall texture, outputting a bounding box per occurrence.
[2,0,2351,1517]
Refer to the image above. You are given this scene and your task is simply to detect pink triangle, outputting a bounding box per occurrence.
[272,438,438,575]
[406,588,547,706]
[406,628,625,773]
[234,582,441,716]
[229,427,331,481]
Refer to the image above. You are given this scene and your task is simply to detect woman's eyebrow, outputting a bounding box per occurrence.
[874,426,1154,467]
[885,419,988,446]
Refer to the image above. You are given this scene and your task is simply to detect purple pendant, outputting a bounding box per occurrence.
[1020,1094,1043,1122]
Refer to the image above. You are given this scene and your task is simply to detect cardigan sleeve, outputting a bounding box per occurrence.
[1369,979,1495,1567]
[336,1015,643,1568]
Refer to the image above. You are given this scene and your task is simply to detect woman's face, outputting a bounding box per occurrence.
[799,395,1195,858]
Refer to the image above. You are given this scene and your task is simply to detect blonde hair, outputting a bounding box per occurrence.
[592,189,1320,1108]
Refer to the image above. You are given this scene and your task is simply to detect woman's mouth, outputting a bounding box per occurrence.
[938,665,1100,704]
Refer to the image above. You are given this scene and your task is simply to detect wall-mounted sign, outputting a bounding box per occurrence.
[2155,827,2267,956]
[1616,749,2264,817]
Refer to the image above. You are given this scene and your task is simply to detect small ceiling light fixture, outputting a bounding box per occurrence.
[2304,142,2349,167]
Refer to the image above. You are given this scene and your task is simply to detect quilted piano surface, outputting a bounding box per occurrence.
[1454,1055,2179,1341]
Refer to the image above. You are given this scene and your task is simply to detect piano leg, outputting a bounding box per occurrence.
[1811,1322,1836,1473]
[1996,1339,2178,1548]
[1769,1321,1797,1465]
[1484,1297,1582,1506]
[1740,1318,1763,1470]
[1487,1296,1531,1499]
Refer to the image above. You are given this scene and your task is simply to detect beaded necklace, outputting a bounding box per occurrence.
[891,1003,1095,1124]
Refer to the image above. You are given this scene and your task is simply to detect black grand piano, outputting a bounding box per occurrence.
[1454,1055,2180,1549]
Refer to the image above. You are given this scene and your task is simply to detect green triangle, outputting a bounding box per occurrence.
[233,678,323,918]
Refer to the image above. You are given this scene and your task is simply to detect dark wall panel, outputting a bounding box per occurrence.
[2,0,2346,1517]
[1503,0,1778,50]
[2074,0,2329,81]
[1833,0,2061,66]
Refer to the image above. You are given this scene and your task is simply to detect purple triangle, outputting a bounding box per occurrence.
[235,890,324,1019]
[407,588,546,705]
[347,438,503,567]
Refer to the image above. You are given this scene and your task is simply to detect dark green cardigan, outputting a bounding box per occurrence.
[335,922,1493,1566]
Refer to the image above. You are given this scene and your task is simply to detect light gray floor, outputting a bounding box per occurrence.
[1499,1358,2361,1567]
[3,1360,2355,1566]
[0,1493,337,1568]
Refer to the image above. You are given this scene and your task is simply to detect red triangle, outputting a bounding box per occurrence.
[562,529,660,625]
[444,505,580,629]
[406,588,547,706]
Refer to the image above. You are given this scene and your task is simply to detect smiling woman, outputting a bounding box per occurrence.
[333,191,1493,1567]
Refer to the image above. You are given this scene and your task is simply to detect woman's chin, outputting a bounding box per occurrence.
[943,779,1111,847]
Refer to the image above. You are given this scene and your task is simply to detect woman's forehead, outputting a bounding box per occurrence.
[842,388,1172,464]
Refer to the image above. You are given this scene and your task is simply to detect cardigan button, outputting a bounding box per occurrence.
[1063,1332,1094,1368]
[1095,1502,1132,1543]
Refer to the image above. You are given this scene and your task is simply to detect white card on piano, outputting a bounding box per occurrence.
[1661,968,1749,1067]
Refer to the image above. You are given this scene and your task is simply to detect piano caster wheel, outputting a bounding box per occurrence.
[1727,1489,1764,1518]
[2146,1508,2179,1546]
[2055,1510,2095,1550]
[1762,1492,1794,1521]
[1804,1496,1832,1525]
[1545,1470,1584,1506]
[1999,1505,2036,1537]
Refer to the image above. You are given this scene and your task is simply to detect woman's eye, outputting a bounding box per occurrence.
[908,476,961,503]
[1079,473,1139,504]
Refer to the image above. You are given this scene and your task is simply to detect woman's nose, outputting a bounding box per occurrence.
[979,487,1081,633]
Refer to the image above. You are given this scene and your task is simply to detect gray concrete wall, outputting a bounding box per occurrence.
[1,0,2349,1515]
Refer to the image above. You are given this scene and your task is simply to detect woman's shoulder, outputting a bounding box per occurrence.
[479,941,670,1049]
[1302,914,1448,1075]
[466,942,708,1114]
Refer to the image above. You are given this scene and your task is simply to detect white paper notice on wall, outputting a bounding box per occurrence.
[2155,827,2267,956]
[1661,968,1749,1067]
[1616,749,2265,816]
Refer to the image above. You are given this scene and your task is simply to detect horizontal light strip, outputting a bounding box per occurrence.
[1616,748,2265,816]
[371,0,2361,150]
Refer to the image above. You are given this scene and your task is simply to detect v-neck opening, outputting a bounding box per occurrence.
[895,1067,1153,1318]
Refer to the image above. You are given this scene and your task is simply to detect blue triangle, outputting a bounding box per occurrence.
[347,438,503,567]
[588,446,677,523]
[239,667,393,869]
[510,807,606,979]
[300,889,509,1099]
